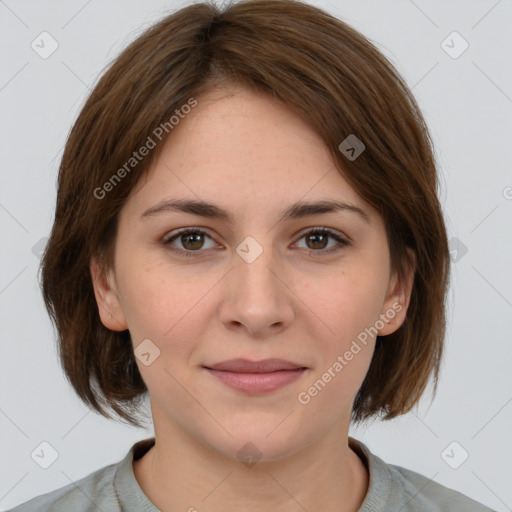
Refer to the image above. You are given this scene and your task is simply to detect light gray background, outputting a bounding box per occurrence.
[1,0,511,510]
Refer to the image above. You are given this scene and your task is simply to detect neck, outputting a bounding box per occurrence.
[133,420,369,512]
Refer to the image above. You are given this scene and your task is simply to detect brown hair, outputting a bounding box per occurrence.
[40,0,450,428]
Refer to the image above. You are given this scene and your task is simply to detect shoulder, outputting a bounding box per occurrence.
[388,463,496,511]
[6,461,120,512]
[349,437,496,512]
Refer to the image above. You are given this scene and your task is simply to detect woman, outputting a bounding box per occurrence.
[8,0,495,510]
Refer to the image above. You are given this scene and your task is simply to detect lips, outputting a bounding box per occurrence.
[204,358,306,373]
[203,358,307,394]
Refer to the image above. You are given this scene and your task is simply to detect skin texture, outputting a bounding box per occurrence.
[90,84,414,512]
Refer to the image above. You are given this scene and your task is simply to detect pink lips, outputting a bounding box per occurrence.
[203,358,307,394]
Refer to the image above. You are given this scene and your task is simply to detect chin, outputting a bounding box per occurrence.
[201,417,310,464]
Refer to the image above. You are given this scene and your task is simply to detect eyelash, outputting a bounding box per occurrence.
[162,227,350,258]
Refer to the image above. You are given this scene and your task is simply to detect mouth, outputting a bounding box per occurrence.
[202,358,308,394]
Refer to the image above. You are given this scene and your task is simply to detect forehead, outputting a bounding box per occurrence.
[122,86,374,221]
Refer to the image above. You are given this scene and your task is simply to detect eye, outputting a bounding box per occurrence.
[294,227,350,255]
[162,228,218,257]
[162,227,350,258]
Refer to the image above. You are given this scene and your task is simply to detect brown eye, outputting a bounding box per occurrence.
[163,229,216,256]
[305,232,329,250]
[180,232,206,251]
[295,228,350,255]
[163,226,349,259]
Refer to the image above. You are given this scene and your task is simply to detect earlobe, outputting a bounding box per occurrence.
[89,257,128,331]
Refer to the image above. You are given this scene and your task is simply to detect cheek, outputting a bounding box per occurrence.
[121,266,206,395]
[300,266,387,348]
[117,257,219,382]
[296,272,382,409]
[116,252,198,335]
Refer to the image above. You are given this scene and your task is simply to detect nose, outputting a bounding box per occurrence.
[219,244,295,338]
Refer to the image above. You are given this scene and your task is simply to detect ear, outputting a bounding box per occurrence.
[377,248,416,336]
[90,256,128,331]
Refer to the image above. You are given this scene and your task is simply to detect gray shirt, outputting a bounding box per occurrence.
[7,436,496,511]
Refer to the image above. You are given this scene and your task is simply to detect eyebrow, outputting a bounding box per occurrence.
[140,198,371,225]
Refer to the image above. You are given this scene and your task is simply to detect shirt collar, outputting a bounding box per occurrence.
[113,436,398,512]
[349,436,396,511]
[114,437,159,511]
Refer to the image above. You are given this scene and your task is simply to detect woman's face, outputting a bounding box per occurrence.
[91,85,411,461]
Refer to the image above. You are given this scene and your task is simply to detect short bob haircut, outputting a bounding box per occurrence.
[40,0,450,428]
